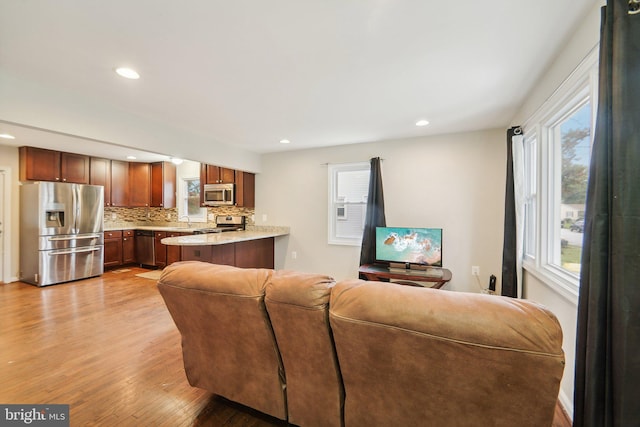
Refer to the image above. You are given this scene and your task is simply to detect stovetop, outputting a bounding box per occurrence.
[193,215,246,234]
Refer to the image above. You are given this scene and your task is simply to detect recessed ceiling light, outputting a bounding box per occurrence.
[126,155,137,160]
[0,133,16,139]
[169,157,183,165]
[279,139,291,144]
[115,67,140,80]
[416,119,430,127]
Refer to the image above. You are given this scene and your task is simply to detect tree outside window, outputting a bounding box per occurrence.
[558,101,591,274]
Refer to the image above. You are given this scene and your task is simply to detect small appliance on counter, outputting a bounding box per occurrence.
[20,182,104,286]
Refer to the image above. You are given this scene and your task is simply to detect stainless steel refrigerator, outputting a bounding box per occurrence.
[20,182,104,286]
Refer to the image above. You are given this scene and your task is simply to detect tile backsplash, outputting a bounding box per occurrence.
[104,206,255,228]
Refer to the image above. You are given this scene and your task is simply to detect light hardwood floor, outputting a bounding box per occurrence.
[0,267,570,426]
[0,267,285,426]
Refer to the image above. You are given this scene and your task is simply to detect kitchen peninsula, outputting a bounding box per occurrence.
[161,226,289,269]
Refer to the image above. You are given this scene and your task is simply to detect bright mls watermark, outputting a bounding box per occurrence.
[0,405,69,426]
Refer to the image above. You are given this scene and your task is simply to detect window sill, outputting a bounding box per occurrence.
[523,260,579,306]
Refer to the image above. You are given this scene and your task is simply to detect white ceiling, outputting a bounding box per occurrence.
[0,0,598,168]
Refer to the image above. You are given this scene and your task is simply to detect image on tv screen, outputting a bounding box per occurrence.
[375,227,442,266]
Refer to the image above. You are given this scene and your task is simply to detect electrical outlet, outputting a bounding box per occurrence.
[111,212,116,220]
[166,213,171,220]
[471,266,480,276]
[262,214,268,222]
[208,213,214,220]
[291,251,297,259]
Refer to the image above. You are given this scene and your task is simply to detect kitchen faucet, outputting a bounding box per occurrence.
[180,216,192,228]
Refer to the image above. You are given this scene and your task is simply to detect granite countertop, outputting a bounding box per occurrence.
[104,224,203,233]
[160,227,290,246]
[103,223,289,245]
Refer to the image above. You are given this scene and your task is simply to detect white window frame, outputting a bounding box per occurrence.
[327,162,370,246]
[522,47,598,303]
[178,177,207,223]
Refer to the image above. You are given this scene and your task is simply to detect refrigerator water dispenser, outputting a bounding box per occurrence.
[46,210,65,227]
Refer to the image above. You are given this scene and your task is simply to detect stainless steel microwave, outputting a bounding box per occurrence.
[203,183,235,206]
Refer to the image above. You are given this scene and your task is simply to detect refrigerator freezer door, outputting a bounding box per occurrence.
[35,245,104,286]
[39,233,104,250]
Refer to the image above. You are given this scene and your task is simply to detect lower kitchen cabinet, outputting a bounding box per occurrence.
[104,230,136,268]
[180,238,274,269]
[180,245,212,263]
[154,231,167,268]
[122,230,135,264]
[166,231,186,266]
[211,244,235,266]
[104,231,123,268]
[235,238,274,269]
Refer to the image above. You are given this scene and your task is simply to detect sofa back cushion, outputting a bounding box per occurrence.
[265,270,343,427]
[157,261,286,420]
[329,279,565,427]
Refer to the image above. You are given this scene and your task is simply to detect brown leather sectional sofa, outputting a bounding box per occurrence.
[157,261,565,427]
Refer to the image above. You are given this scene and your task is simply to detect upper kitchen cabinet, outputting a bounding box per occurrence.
[129,162,151,207]
[19,146,90,184]
[151,161,176,208]
[203,164,235,184]
[89,157,112,206]
[110,160,129,207]
[235,171,255,208]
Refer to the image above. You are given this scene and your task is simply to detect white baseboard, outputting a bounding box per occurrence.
[558,388,573,422]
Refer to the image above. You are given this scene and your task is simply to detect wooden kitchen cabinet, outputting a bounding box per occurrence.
[210,244,235,266]
[129,163,151,207]
[110,160,129,207]
[154,231,167,268]
[235,238,274,269]
[151,161,176,208]
[89,157,112,206]
[181,245,212,263]
[122,230,136,264]
[19,146,90,184]
[235,171,255,208]
[202,164,235,184]
[165,231,186,266]
[104,230,123,268]
[60,152,90,184]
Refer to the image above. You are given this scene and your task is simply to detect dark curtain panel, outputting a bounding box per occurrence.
[574,2,640,426]
[359,157,386,267]
[501,127,520,298]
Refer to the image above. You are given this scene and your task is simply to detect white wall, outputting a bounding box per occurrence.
[0,145,20,282]
[511,1,603,418]
[257,128,506,292]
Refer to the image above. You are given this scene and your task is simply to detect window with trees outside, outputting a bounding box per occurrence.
[179,177,207,223]
[522,48,597,297]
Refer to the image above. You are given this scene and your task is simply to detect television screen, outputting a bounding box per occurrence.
[375,227,442,267]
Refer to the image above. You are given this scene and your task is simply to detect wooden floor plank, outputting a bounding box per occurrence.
[0,267,570,426]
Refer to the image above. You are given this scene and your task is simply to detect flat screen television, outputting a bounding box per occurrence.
[375,227,442,267]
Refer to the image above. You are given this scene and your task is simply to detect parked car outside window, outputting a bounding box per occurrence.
[570,219,585,233]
